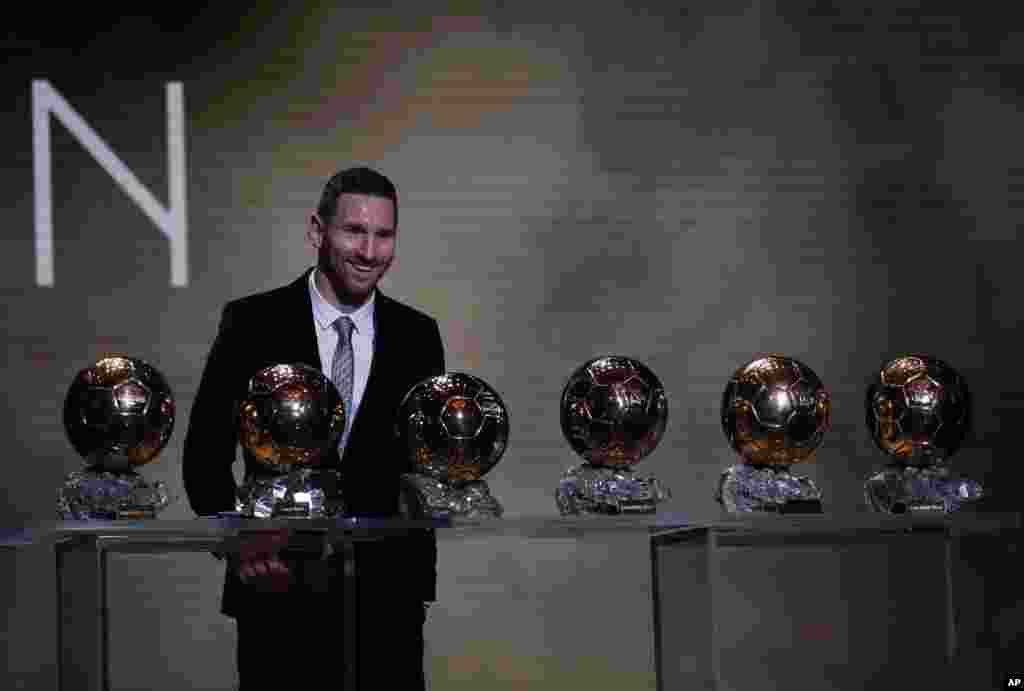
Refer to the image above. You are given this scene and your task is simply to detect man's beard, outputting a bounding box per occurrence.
[318,248,390,300]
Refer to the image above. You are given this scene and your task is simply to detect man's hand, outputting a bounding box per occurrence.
[232,529,291,592]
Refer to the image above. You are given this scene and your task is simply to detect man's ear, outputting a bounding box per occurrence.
[307,212,325,249]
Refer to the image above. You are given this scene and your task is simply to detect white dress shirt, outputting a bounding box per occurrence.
[308,268,375,454]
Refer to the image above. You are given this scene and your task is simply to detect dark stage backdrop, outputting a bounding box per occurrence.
[2,2,1021,689]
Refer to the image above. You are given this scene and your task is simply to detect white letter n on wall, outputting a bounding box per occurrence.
[32,80,188,287]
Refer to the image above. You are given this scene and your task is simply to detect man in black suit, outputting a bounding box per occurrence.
[183,167,444,690]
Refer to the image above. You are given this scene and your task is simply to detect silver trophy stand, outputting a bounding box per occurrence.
[864,463,984,514]
[715,463,823,514]
[399,473,503,522]
[235,468,346,519]
[57,465,170,520]
[556,462,671,516]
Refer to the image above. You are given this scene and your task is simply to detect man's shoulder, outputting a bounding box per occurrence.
[377,293,439,329]
[222,273,308,316]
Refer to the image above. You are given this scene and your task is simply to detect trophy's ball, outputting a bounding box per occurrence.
[237,363,346,471]
[721,354,831,467]
[559,356,669,468]
[865,354,970,464]
[395,372,509,484]
[63,355,176,470]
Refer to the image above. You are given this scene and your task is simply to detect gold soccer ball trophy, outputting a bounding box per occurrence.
[395,372,509,521]
[235,363,347,518]
[59,355,175,519]
[716,354,831,513]
[863,354,983,513]
[555,355,671,515]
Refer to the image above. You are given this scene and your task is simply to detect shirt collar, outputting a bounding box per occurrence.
[309,268,375,334]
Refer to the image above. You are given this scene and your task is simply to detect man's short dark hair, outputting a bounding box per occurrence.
[316,166,398,227]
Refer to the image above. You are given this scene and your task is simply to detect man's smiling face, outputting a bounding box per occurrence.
[310,192,396,307]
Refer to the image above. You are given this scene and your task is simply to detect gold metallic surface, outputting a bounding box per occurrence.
[237,363,345,471]
[559,356,669,468]
[866,354,969,464]
[397,372,509,484]
[721,354,830,467]
[880,356,927,387]
[63,355,176,470]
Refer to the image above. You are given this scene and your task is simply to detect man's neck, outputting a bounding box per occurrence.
[314,268,371,314]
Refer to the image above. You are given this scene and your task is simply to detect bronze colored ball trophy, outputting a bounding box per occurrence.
[555,355,671,515]
[395,372,509,521]
[59,355,175,519]
[716,354,831,514]
[235,363,347,518]
[863,354,983,513]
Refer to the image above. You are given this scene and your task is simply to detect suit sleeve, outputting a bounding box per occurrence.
[183,303,243,517]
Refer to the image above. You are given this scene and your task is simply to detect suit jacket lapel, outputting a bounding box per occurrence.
[364,290,389,401]
[343,291,390,463]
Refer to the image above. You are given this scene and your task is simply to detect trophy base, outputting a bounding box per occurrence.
[57,466,170,520]
[864,464,984,514]
[715,463,823,514]
[555,462,671,516]
[236,468,345,518]
[399,474,503,522]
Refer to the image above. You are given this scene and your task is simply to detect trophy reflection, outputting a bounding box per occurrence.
[395,372,509,521]
[716,354,831,514]
[59,355,174,519]
[863,354,983,513]
[235,363,347,518]
[555,356,671,515]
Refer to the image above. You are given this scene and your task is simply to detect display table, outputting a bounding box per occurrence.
[650,513,1024,691]
[0,515,683,691]
[3,513,1021,691]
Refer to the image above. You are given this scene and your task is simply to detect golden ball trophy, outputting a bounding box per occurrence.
[716,354,831,514]
[863,354,983,513]
[59,355,174,519]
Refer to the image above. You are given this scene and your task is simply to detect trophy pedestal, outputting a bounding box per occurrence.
[864,464,984,514]
[236,468,345,518]
[715,463,823,514]
[56,466,169,520]
[650,515,1024,691]
[555,462,670,516]
[399,473,502,521]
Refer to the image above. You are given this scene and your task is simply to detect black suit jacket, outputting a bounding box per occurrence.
[182,269,445,616]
